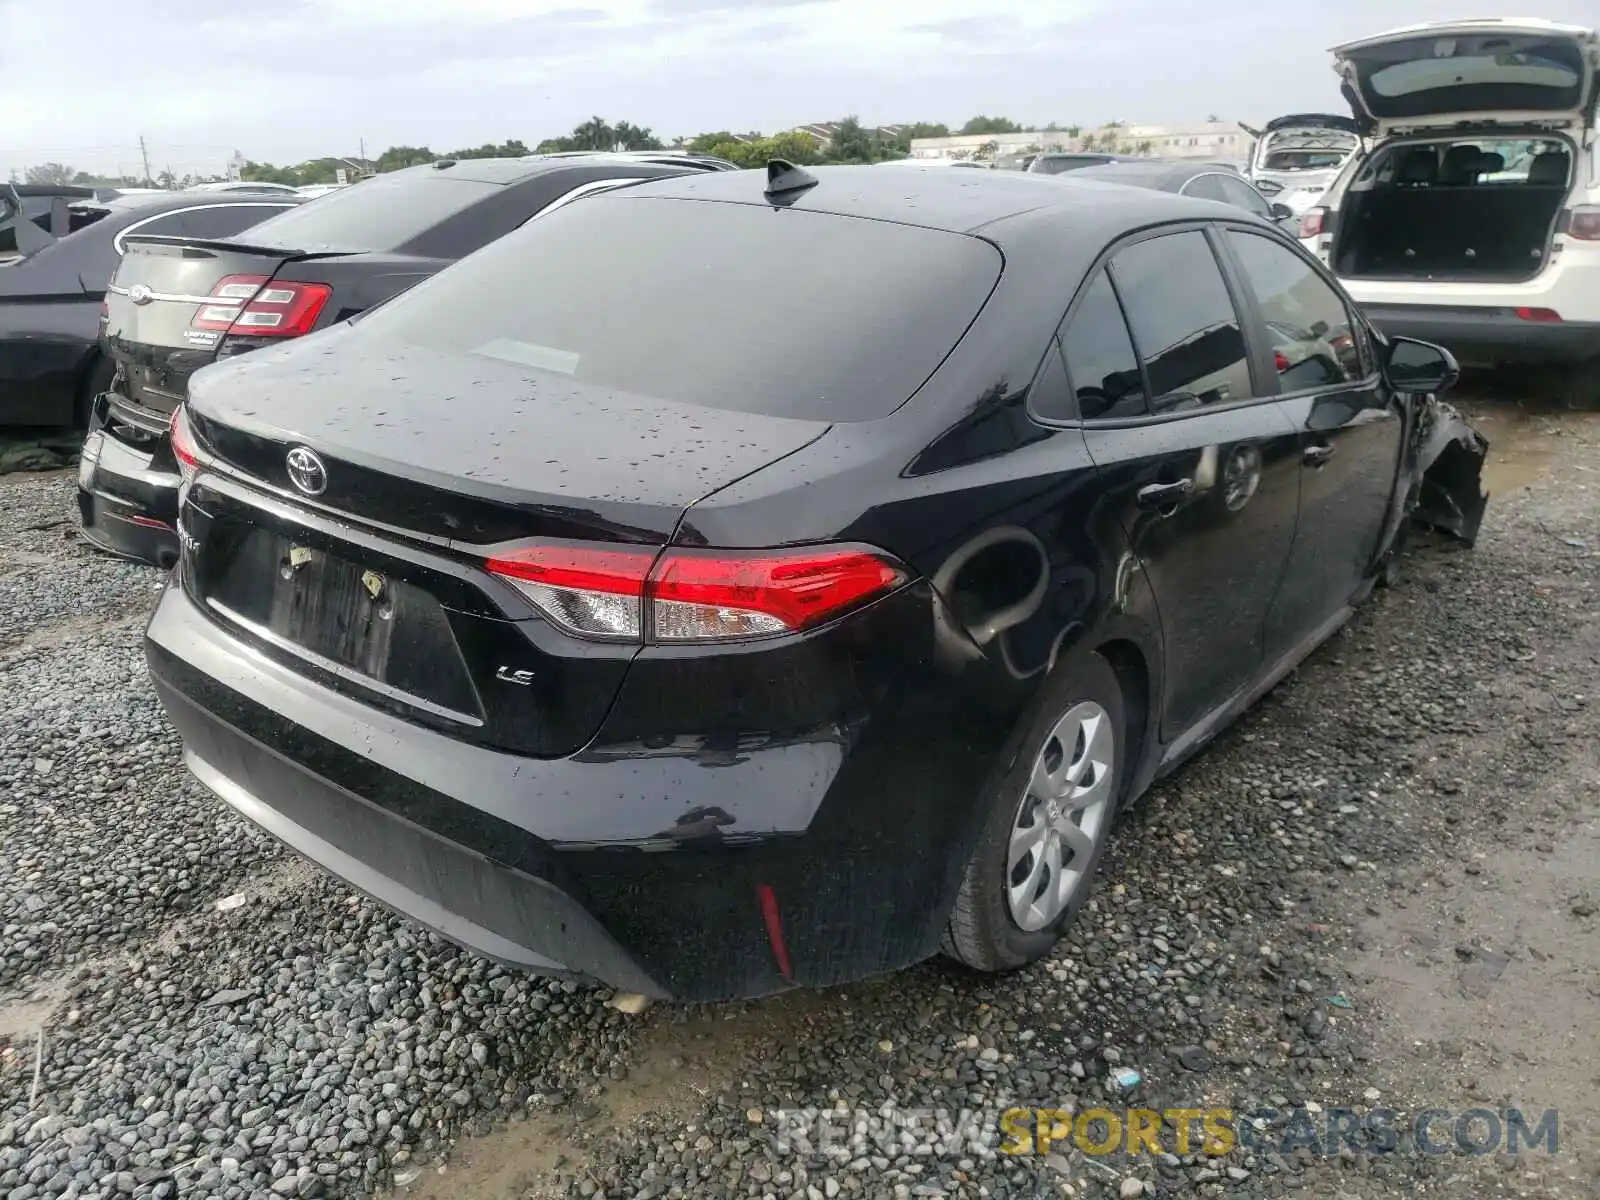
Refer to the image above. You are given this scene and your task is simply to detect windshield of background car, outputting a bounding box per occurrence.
[1354,36,1587,118]
[355,195,1004,422]
[234,173,499,252]
[1031,156,1108,175]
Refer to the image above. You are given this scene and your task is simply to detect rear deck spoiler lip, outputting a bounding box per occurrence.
[119,233,354,259]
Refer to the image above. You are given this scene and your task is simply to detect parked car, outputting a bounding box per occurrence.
[0,190,299,426]
[293,183,349,199]
[188,181,303,195]
[875,158,992,169]
[1057,160,1301,234]
[84,156,704,566]
[1299,17,1600,407]
[0,184,95,256]
[531,150,740,172]
[1242,114,1362,214]
[144,163,1486,1002]
[1028,152,1147,175]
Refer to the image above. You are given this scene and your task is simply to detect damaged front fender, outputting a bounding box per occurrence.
[1409,396,1489,546]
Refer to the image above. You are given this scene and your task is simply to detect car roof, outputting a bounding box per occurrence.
[605,163,1243,246]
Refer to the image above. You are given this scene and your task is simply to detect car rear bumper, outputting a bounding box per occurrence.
[1361,304,1600,367]
[144,572,1003,1000]
[76,396,181,567]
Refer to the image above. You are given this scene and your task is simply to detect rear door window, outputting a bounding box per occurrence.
[1108,230,1254,409]
[1056,271,1147,420]
[235,174,501,252]
[356,195,1003,422]
[1225,231,1364,391]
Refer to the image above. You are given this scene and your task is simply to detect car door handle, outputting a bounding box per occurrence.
[1303,443,1336,467]
[1136,479,1195,510]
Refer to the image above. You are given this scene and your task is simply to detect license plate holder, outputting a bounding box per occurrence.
[201,527,482,720]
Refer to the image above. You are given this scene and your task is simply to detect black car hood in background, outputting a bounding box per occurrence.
[186,324,833,544]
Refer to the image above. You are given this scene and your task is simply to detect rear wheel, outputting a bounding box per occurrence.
[943,652,1124,972]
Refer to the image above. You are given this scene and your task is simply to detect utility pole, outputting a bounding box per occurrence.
[359,137,366,165]
[139,136,153,186]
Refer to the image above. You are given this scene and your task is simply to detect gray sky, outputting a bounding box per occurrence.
[2,0,1595,177]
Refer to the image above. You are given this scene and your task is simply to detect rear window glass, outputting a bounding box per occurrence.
[235,173,499,252]
[1355,35,1586,117]
[355,195,1003,422]
[1032,156,1110,175]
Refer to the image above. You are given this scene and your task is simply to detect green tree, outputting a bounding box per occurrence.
[375,145,437,172]
[697,131,823,169]
[241,160,302,186]
[826,116,885,163]
[444,140,531,160]
[959,116,1023,136]
[686,130,739,154]
[536,117,663,153]
[24,163,76,186]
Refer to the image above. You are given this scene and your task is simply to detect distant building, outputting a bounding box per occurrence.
[909,121,1249,164]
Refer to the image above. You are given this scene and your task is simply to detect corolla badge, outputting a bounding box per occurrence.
[285,446,328,496]
[127,284,154,305]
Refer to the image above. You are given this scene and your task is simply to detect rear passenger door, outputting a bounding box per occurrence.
[1060,226,1303,741]
[1218,227,1401,658]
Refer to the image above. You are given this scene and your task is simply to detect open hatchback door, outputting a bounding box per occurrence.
[1332,18,1599,136]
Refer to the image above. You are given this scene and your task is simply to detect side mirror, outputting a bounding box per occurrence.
[1384,336,1459,394]
[1269,202,1294,220]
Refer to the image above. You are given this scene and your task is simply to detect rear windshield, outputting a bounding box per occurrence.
[354,195,1003,422]
[234,173,499,252]
[1355,35,1587,118]
[1032,156,1110,175]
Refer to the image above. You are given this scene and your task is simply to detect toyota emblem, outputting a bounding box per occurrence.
[285,446,328,496]
[127,284,154,306]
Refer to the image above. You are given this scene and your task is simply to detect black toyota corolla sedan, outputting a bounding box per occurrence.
[144,164,1487,1002]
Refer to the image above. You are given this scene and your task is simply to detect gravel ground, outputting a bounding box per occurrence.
[1,397,1596,1200]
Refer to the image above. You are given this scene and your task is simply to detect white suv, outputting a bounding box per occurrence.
[1298,18,1600,406]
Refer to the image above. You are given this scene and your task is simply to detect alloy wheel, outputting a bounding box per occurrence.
[1006,700,1115,931]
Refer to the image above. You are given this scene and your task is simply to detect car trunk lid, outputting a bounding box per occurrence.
[177,330,832,757]
[103,236,346,420]
[1332,19,1599,136]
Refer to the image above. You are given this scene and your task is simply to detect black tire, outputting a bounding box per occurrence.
[75,355,114,432]
[942,651,1126,972]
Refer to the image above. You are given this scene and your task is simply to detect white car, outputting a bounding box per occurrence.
[1247,114,1362,212]
[1299,18,1600,407]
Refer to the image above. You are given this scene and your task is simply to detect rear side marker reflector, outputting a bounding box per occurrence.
[1513,307,1561,323]
[192,274,332,338]
[170,406,202,483]
[485,542,908,644]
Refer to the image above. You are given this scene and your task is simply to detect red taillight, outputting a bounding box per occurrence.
[1514,307,1562,322]
[1568,205,1600,241]
[1298,208,1325,239]
[1273,350,1291,372]
[170,406,201,483]
[191,274,332,338]
[485,542,908,643]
